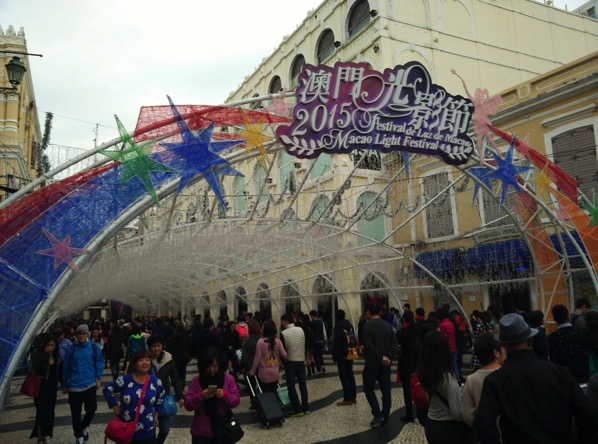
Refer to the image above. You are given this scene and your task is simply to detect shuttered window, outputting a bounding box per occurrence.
[552,125,597,198]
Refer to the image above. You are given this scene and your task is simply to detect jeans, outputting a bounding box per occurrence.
[314,341,325,371]
[285,360,309,412]
[156,414,170,444]
[68,386,97,439]
[337,359,356,401]
[362,364,391,419]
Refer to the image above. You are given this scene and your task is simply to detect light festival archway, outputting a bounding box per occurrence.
[0,61,596,406]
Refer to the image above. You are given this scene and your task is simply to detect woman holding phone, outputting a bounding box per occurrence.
[185,346,240,443]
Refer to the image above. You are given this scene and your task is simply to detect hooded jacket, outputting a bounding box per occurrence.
[62,339,103,390]
[152,350,184,401]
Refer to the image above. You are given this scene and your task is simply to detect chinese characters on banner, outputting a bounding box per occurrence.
[277,61,475,166]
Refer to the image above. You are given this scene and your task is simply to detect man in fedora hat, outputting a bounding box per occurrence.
[474,313,596,443]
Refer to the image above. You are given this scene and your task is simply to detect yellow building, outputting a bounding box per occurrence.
[0,25,41,201]
[64,1,597,329]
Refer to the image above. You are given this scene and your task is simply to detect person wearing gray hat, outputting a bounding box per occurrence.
[474,313,596,443]
[62,323,104,444]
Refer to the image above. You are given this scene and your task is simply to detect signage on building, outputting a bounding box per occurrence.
[472,226,521,244]
[277,61,475,165]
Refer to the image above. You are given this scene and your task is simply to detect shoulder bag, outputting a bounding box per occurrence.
[104,375,149,444]
[20,371,43,398]
[162,392,178,416]
[213,409,244,444]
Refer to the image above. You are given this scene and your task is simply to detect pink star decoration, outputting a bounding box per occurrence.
[264,88,294,117]
[36,227,91,274]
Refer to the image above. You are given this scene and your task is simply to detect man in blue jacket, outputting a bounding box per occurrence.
[62,324,104,444]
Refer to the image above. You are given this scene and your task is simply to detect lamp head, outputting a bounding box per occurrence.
[5,56,26,87]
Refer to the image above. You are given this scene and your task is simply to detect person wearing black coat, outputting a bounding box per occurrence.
[168,322,193,391]
[396,310,418,422]
[332,309,357,405]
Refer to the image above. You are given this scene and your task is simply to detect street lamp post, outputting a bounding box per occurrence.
[0,56,27,96]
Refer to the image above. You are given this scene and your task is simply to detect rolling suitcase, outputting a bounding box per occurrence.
[247,375,285,429]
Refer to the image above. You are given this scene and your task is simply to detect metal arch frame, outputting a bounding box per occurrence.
[4,92,598,403]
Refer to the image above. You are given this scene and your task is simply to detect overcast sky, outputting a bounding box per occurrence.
[0,0,591,156]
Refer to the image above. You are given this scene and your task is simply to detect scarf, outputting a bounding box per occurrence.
[200,371,226,416]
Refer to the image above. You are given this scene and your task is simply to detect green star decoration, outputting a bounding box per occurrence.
[100,115,177,205]
[584,190,598,226]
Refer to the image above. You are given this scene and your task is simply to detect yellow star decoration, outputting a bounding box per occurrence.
[238,108,272,171]
[530,162,553,198]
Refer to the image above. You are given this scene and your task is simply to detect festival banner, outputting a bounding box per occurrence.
[277,61,475,165]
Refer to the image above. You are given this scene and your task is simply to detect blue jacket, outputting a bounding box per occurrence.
[62,339,103,389]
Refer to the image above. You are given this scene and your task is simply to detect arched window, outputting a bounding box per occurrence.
[317,29,336,64]
[269,76,282,94]
[232,175,246,215]
[217,178,226,219]
[278,150,295,193]
[353,149,381,170]
[309,154,331,178]
[253,163,270,204]
[235,287,248,319]
[257,283,272,320]
[290,54,306,88]
[356,191,385,245]
[348,0,371,38]
[186,203,196,223]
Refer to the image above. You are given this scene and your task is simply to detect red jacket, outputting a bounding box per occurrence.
[439,318,457,352]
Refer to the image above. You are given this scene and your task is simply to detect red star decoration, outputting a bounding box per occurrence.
[36,227,91,274]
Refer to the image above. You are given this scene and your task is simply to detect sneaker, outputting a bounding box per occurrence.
[76,438,85,444]
[369,416,384,427]
[351,399,357,405]
[83,428,89,441]
[303,409,310,415]
[337,400,353,406]
[289,411,304,418]
[321,366,326,373]
[381,417,389,427]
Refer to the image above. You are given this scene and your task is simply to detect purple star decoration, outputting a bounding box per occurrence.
[36,227,91,274]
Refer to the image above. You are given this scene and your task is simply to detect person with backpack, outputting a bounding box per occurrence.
[332,309,357,406]
[62,324,104,444]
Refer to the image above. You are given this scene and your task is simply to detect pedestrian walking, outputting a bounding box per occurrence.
[62,324,104,444]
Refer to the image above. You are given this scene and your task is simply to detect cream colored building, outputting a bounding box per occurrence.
[124,0,598,328]
[0,26,41,201]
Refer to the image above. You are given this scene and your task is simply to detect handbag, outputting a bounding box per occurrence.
[20,371,43,398]
[213,409,244,444]
[410,372,429,409]
[104,375,149,444]
[162,392,178,417]
[276,385,291,409]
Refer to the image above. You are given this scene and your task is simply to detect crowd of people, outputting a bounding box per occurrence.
[22,297,598,443]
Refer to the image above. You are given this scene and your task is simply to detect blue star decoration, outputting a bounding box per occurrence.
[484,137,533,209]
[161,96,244,210]
[100,115,177,205]
[469,166,494,206]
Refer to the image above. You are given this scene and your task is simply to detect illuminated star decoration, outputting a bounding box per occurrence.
[469,165,494,205]
[584,190,598,226]
[237,108,272,171]
[530,162,553,198]
[100,115,176,205]
[264,88,294,117]
[483,137,533,209]
[36,227,91,274]
[555,202,570,225]
[161,96,243,210]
